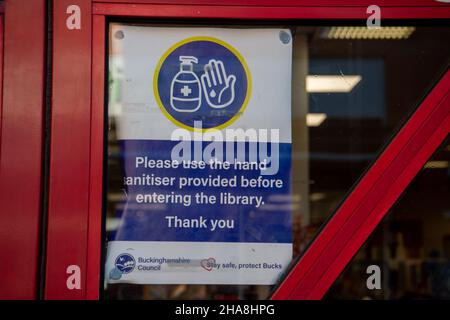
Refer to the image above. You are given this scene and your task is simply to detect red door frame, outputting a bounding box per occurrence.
[45,0,450,300]
[0,0,47,299]
[0,5,4,154]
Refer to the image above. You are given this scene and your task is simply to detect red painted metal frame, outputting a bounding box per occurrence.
[0,0,46,299]
[45,0,92,300]
[87,14,105,300]
[92,0,450,5]
[45,0,450,299]
[93,3,450,19]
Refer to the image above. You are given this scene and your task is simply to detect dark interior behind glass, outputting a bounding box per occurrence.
[327,136,450,299]
[104,22,450,299]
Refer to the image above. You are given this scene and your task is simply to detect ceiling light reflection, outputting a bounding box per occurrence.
[307,75,361,93]
[307,113,327,127]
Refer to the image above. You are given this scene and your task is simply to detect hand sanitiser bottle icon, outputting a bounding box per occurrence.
[170,56,201,113]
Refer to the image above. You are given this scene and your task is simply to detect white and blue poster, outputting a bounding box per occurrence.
[106,25,293,285]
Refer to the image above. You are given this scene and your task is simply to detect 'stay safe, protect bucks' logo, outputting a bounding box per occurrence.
[154,37,251,131]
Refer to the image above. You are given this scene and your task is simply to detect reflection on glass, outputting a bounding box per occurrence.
[327,137,450,299]
[104,23,450,299]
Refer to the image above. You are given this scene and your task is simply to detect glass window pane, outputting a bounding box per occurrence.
[326,136,450,299]
[104,22,450,299]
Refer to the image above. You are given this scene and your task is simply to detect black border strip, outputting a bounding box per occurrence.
[38,0,53,300]
[99,17,110,300]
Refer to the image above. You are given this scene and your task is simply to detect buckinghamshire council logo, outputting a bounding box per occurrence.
[110,253,136,280]
[154,36,252,131]
[115,253,136,274]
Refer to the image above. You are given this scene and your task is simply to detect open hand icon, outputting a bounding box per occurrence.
[201,59,236,109]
